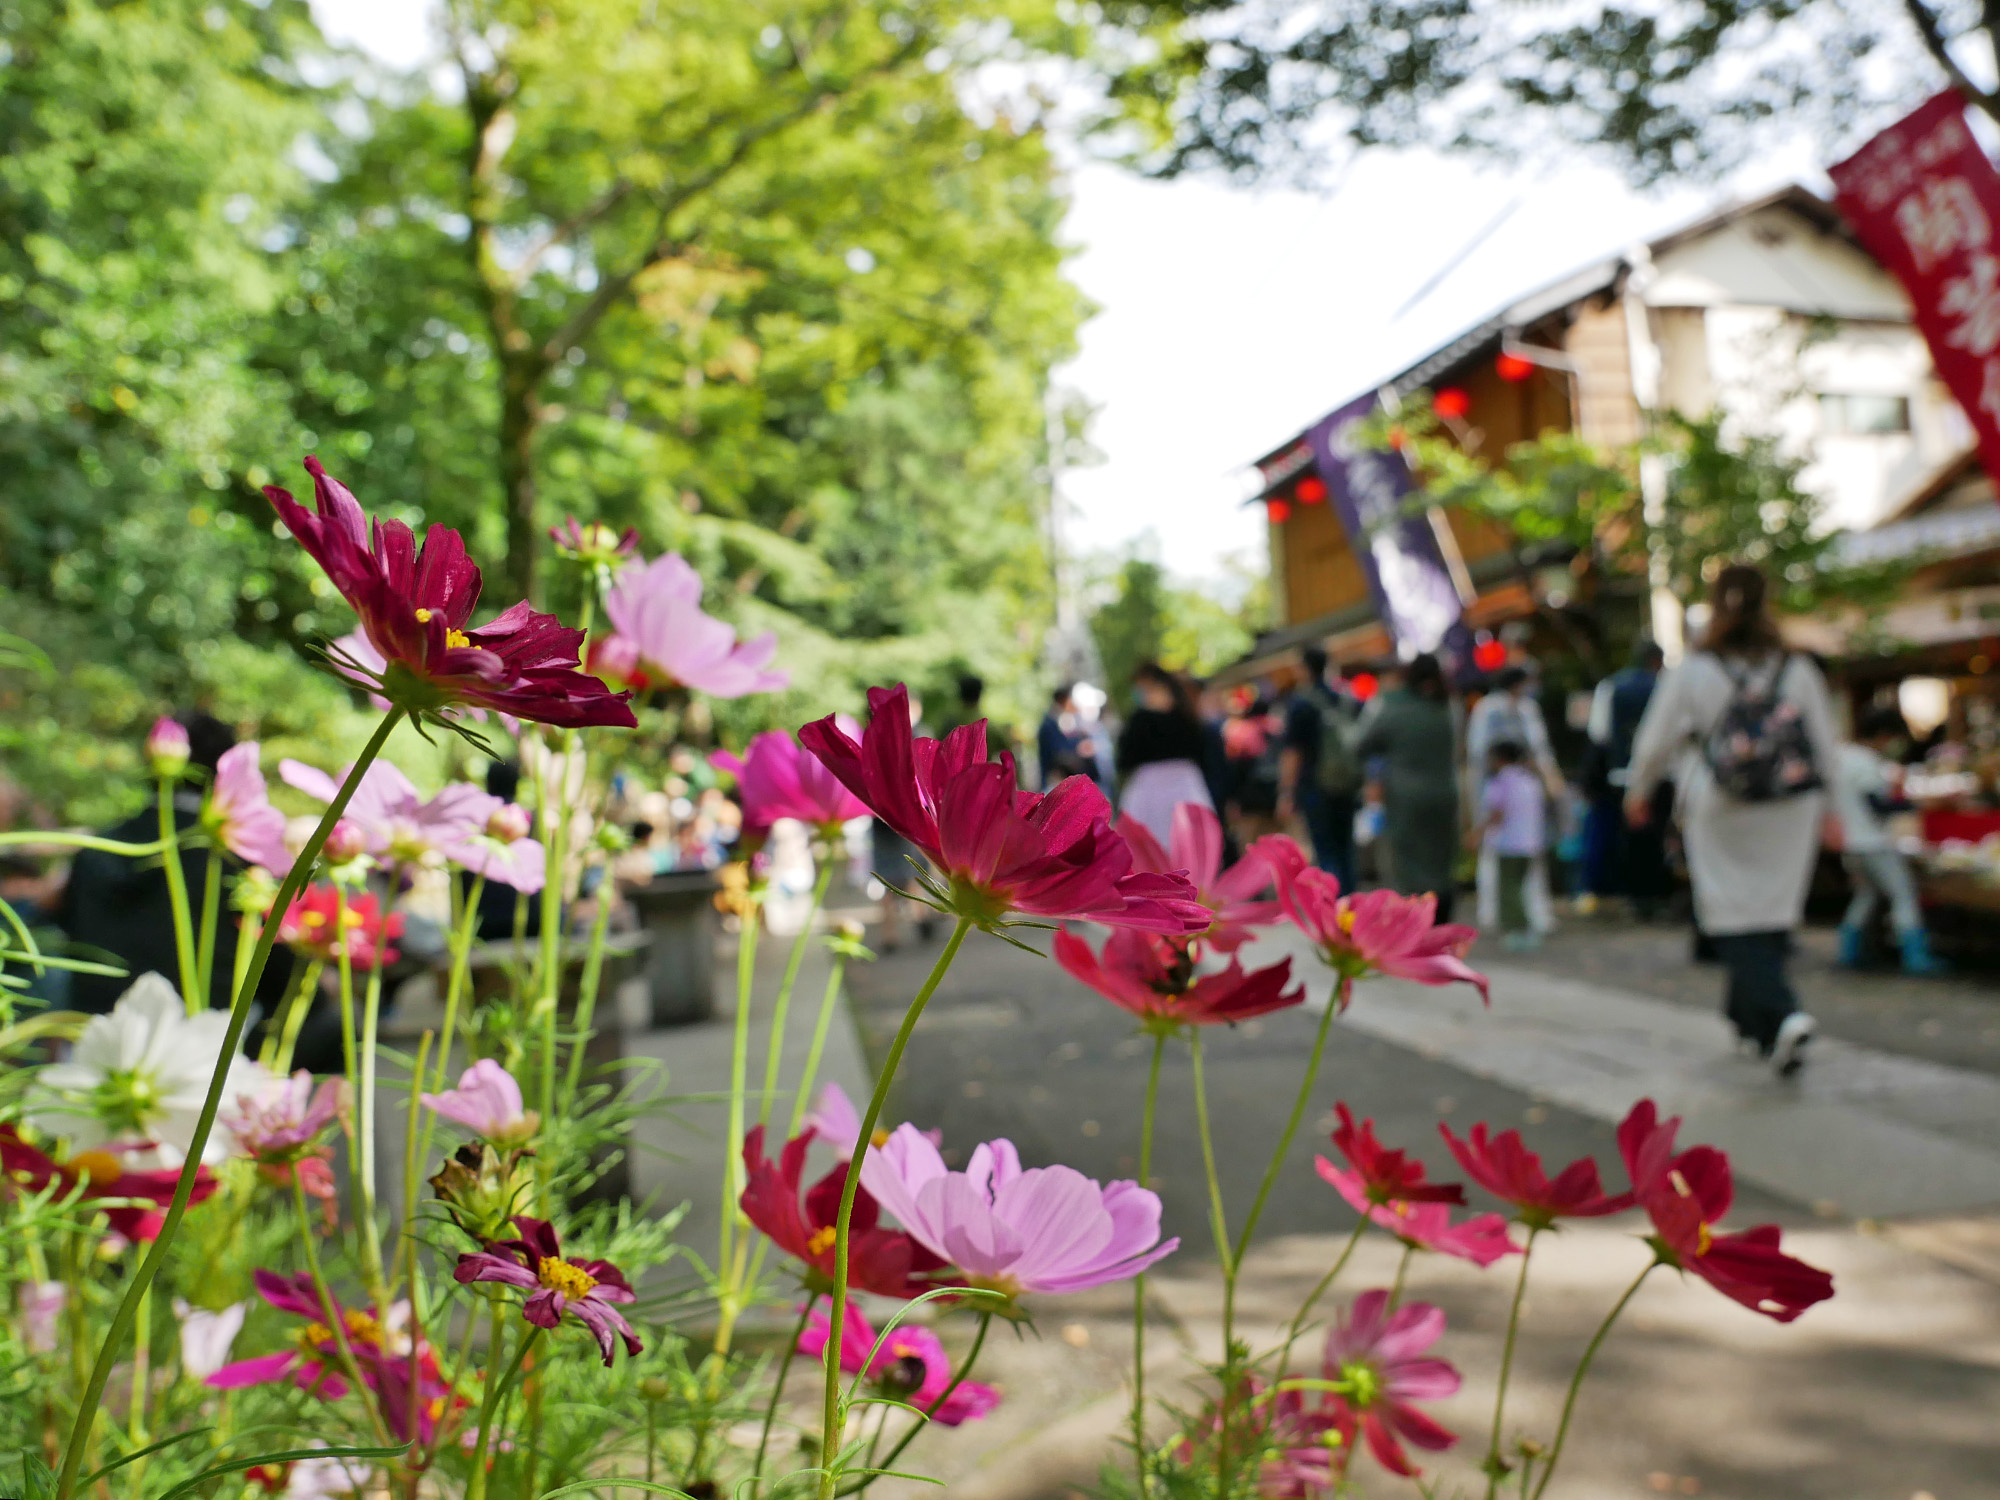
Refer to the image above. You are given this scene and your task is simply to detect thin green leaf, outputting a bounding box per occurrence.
[79,1425,215,1485]
[153,1443,410,1500]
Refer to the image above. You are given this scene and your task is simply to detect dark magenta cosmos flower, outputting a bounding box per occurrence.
[0,1125,219,1242]
[797,1298,1000,1427]
[1053,925,1301,1031]
[800,685,1208,933]
[1117,803,1283,951]
[711,726,869,836]
[1440,1122,1634,1227]
[1325,1104,1465,1206]
[739,1124,952,1298]
[1617,1101,1834,1322]
[453,1216,642,1365]
[265,458,635,729]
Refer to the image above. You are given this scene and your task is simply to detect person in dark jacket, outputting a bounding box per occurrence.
[1036,684,1095,788]
[1354,653,1460,918]
[1116,662,1214,842]
[1582,641,1670,916]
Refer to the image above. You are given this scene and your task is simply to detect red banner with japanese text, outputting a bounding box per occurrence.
[1830,92,2000,485]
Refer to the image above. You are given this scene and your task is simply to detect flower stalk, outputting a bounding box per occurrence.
[1484,1228,1540,1499]
[157,776,201,1014]
[713,883,764,1355]
[1130,1031,1166,1500]
[1527,1260,1654,1500]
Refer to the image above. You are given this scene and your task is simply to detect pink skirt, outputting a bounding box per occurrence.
[1118,760,1214,846]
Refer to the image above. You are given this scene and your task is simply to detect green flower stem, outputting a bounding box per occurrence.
[756,857,835,1135]
[54,705,405,1500]
[234,911,264,1020]
[1527,1261,1654,1500]
[1131,1031,1167,1500]
[844,1309,993,1495]
[713,889,763,1356]
[157,777,201,1015]
[0,831,163,855]
[195,852,223,1011]
[1232,995,1339,1265]
[269,960,324,1076]
[1484,1228,1540,1500]
[464,1309,540,1500]
[1284,1212,1369,1355]
[818,916,973,1500]
[356,961,390,1308]
[1188,1032,1238,1493]
[1387,1242,1415,1307]
[560,855,617,1109]
[289,1172,394,1448]
[398,1031,435,1309]
[752,1301,816,1489]
[785,945,853,1140]
[126,1280,152,1443]
[533,736,582,1134]
[415,873,484,1177]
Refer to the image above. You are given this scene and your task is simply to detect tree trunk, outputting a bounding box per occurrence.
[499,360,542,604]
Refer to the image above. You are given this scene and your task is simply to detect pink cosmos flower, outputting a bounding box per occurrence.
[1320,1289,1461,1477]
[265,457,635,729]
[1316,1161,1519,1268]
[204,743,293,874]
[1440,1122,1634,1227]
[549,517,639,564]
[1053,925,1302,1030]
[803,1082,942,1161]
[1253,835,1487,1003]
[277,886,402,970]
[597,551,787,698]
[230,1072,348,1161]
[146,716,190,776]
[174,1298,248,1381]
[798,1298,1000,1426]
[453,1216,642,1365]
[861,1126,1178,1299]
[21,1281,64,1354]
[444,802,547,894]
[280,759,494,872]
[801,685,1209,933]
[421,1059,539,1147]
[1326,1104,1464,1207]
[1117,803,1282,951]
[711,727,869,835]
[209,1272,456,1440]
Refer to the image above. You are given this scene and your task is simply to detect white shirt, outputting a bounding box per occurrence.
[1833,743,1896,855]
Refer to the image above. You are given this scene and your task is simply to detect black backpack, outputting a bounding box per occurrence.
[1702,654,1822,802]
[1310,688,1364,797]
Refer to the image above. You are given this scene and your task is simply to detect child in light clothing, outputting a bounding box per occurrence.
[1471,741,1546,951]
[1834,706,1946,975]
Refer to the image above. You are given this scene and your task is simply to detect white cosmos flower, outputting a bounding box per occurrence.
[173,1298,249,1381]
[26,973,270,1167]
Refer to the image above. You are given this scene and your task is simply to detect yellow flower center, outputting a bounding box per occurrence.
[414,608,433,623]
[536,1255,599,1299]
[68,1150,125,1188]
[872,1127,891,1148]
[445,628,471,649]
[806,1226,838,1257]
[1337,908,1356,935]
[301,910,326,928]
[1696,1221,1713,1255]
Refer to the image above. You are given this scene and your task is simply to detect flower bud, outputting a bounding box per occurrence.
[639,1376,670,1403]
[487,802,533,844]
[429,1141,535,1244]
[231,864,282,918]
[146,717,190,777]
[593,821,631,854]
[322,818,367,865]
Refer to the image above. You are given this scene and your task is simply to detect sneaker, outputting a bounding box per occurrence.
[1770,1012,1816,1077]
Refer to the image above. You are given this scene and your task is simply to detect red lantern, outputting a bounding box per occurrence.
[1473,637,1508,672]
[1432,387,1471,420]
[1349,671,1379,702]
[1296,475,1328,504]
[1267,498,1292,524]
[1496,352,1535,383]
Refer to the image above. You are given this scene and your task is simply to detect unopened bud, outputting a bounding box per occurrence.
[146,717,190,777]
[639,1376,670,1402]
[322,819,368,865]
[232,865,282,917]
[593,821,631,854]
[487,802,532,844]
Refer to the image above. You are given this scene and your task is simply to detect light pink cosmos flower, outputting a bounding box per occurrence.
[230,1072,348,1161]
[598,552,787,698]
[711,725,869,835]
[421,1059,539,1147]
[146,716,190,775]
[798,1298,1000,1426]
[805,1082,941,1160]
[173,1298,249,1381]
[1321,1289,1462,1477]
[20,1281,64,1353]
[860,1126,1178,1299]
[444,802,547,894]
[1253,835,1487,1003]
[1117,803,1282,951]
[1316,1160,1519,1268]
[202,743,293,874]
[281,758,493,872]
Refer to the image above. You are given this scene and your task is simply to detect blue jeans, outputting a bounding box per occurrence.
[1301,789,1357,892]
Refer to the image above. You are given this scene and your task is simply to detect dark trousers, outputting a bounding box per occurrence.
[1497,855,1532,934]
[1301,789,1357,892]
[1711,930,1799,1052]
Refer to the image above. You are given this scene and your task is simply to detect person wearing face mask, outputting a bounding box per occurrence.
[1115,661,1215,844]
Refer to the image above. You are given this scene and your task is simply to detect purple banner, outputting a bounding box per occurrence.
[1306,393,1467,660]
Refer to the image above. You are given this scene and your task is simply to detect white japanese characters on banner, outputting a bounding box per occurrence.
[1831,93,2000,471]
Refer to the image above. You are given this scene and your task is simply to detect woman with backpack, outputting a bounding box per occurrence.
[1625,563,1845,1076]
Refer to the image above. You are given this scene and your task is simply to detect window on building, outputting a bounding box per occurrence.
[1818,393,1911,435]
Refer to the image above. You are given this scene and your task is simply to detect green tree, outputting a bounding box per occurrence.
[1088,549,1260,697]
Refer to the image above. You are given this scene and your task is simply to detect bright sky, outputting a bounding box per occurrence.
[313,0,1812,584]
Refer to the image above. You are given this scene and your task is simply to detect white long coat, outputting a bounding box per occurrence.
[1626,651,1845,936]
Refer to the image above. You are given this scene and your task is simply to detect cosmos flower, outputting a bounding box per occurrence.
[797,1298,1000,1426]
[23,972,269,1167]
[1322,1105,1465,1207]
[1319,1289,1461,1477]
[203,743,293,874]
[174,1298,249,1382]
[421,1060,539,1148]
[265,457,634,729]
[280,759,493,872]
[739,1124,951,1297]
[0,1124,221,1241]
[1617,1100,1834,1322]
[277,886,403,970]
[861,1127,1178,1301]
[453,1217,642,1366]
[548,517,639,565]
[146,717,190,777]
[1053,925,1302,1030]
[800,685,1208,934]
[711,726,869,835]
[229,1072,348,1162]
[1117,802,1283,951]
[1439,1122,1634,1227]
[597,551,787,698]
